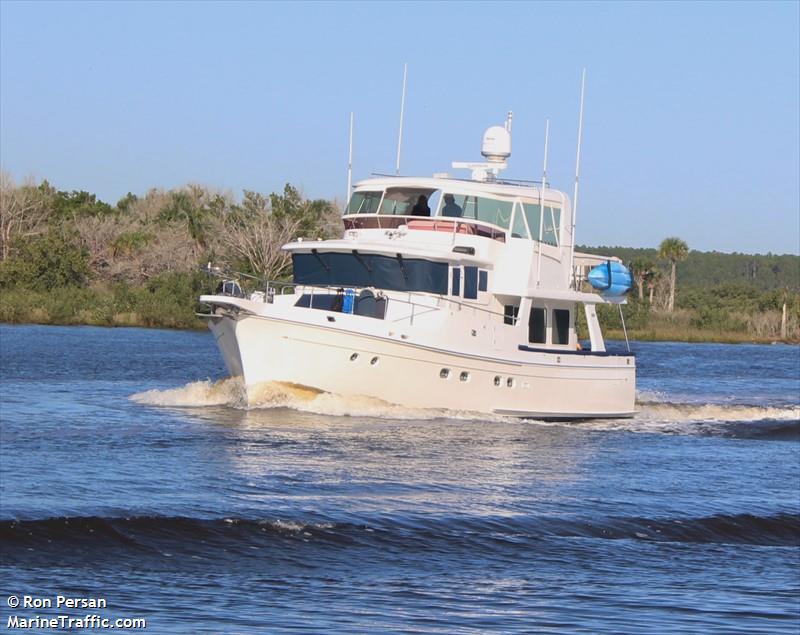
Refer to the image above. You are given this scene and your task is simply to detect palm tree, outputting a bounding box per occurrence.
[630,258,656,300]
[646,267,661,306]
[658,237,689,312]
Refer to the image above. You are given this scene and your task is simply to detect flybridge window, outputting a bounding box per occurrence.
[521,202,561,246]
[379,188,436,215]
[346,191,382,214]
[292,252,448,294]
[543,207,561,246]
[511,205,530,239]
[439,194,513,229]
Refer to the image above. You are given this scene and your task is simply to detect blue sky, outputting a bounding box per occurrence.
[1,1,798,254]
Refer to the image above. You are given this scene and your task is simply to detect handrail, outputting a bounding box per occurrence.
[276,281,519,324]
[341,214,507,241]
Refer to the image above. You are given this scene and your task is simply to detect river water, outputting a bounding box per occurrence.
[0,324,798,633]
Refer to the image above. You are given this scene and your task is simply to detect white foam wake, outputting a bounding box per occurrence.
[130,378,798,429]
[131,378,248,408]
[130,377,510,422]
[636,402,799,423]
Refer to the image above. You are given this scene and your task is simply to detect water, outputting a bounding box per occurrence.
[1,324,798,633]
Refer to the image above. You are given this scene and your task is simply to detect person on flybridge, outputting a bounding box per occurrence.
[441,194,463,217]
[411,194,431,216]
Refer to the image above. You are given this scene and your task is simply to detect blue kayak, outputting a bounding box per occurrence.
[587,261,633,296]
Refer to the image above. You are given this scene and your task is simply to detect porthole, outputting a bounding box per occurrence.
[506,377,515,388]
[493,375,501,387]
[459,371,470,382]
[349,353,359,362]
[370,356,379,366]
[440,368,450,379]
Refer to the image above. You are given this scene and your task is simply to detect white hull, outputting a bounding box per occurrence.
[204,304,635,419]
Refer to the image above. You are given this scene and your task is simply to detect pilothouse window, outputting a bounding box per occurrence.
[464,266,478,299]
[451,267,461,296]
[293,252,448,295]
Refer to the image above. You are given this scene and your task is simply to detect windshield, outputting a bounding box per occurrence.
[346,191,382,214]
[379,188,436,215]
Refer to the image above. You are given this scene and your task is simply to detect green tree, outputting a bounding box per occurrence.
[0,231,89,291]
[658,237,689,312]
[51,190,114,219]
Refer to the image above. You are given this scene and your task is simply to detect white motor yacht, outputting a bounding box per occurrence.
[200,114,635,418]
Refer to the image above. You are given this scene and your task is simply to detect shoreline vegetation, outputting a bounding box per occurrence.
[1,174,798,344]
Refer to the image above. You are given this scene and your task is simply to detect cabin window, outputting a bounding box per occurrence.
[451,267,461,296]
[553,309,570,345]
[292,252,448,294]
[346,191,382,214]
[478,270,488,292]
[379,187,436,216]
[528,307,546,344]
[511,204,530,238]
[463,266,478,299]
[439,194,513,229]
[504,305,519,325]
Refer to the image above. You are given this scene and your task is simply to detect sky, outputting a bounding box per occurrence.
[1,1,798,255]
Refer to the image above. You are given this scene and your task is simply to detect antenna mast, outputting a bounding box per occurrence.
[536,119,550,288]
[541,118,550,188]
[395,63,408,176]
[569,68,586,288]
[346,112,354,208]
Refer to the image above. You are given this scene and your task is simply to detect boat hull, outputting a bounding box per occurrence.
[205,311,636,419]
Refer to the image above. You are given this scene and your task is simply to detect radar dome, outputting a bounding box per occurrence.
[481,125,511,162]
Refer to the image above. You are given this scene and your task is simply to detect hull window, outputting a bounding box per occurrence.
[528,307,546,344]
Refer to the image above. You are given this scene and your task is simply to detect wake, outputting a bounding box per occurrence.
[130,377,510,422]
[131,377,799,436]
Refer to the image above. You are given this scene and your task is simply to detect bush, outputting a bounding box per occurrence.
[0,232,89,291]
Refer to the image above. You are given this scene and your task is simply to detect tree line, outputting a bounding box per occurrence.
[0,172,797,340]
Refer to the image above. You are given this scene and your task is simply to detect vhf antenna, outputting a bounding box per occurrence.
[395,63,408,176]
[541,118,550,188]
[536,119,550,288]
[346,111,354,208]
[568,68,586,288]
